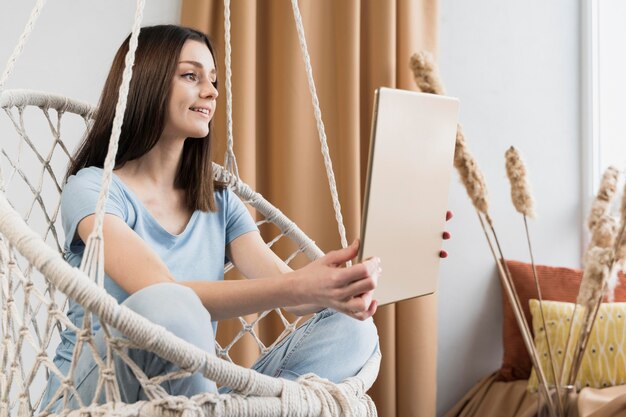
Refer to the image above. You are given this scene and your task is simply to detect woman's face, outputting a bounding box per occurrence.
[162,40,218,141]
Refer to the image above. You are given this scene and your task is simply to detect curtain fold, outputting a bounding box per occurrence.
[180,1,439,415]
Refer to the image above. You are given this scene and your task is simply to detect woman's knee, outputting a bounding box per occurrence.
[309,311,379,372]
[301,312,379,381]
[122,283,213,343]
[327,312,379,359]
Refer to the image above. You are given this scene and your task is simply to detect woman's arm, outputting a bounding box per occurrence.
[77,214,379,321]
[225,230,327,316]
[226,210,455,315]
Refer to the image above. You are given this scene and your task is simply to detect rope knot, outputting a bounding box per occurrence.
[77,328,93,341]
[155,395,202,417]
[108,338,124,350]
[141,382,169,400]
[101,367,116,381]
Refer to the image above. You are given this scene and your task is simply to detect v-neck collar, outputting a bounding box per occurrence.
[111,171,199,239]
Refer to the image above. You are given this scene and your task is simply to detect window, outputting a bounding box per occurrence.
[583,0,626,203]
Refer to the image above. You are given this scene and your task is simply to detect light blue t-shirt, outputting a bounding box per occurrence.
[52,165,258,366]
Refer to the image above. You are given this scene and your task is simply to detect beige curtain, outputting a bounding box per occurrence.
[180,1,439,415]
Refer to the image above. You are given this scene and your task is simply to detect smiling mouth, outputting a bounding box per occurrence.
[190,107,210,116]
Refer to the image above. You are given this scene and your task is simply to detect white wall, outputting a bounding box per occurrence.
[436,1,582,415]
[1,1,181,102]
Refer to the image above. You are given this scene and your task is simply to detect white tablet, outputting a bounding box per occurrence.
[357,87,459,305]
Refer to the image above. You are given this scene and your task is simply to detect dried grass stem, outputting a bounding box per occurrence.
[505,147,535,218]
[476,212,557,417]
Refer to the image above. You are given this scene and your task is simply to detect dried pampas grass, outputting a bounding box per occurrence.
[588,167,619,231]
[410,51,445,95]
[617,181,626,265]
[583,215,618,266]
[617,238,626,266]
[504,146,561,412]
[606,268,620,303]
[564,170,626,388]
[409,49,626,414]
[589,216,618,249]
[454,127,491,223]
[410,50,559,415]
[577,246,612,307]
[565,246,613,387]
[505,146,535,218]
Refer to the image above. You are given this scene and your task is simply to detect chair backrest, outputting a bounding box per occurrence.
[0,89,324,415]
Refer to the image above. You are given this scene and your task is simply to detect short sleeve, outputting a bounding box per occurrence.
[61,167,128,254]
[224,188,258,245]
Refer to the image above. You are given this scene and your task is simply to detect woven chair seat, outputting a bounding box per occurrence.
[0,89,380,417]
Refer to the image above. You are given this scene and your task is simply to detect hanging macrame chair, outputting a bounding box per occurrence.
[0,0,382,416]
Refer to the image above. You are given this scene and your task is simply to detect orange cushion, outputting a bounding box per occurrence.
[498,260,626,381]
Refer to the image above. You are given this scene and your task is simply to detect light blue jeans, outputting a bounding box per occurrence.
[43,283,379,412]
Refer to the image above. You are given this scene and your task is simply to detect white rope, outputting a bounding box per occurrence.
[80,0,146,287]
[222,0,240,179]
[0,0,47,94]
[0,89,94,117]
[289,0,350,263]
[213,164,324,260]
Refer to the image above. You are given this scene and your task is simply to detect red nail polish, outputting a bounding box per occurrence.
[439,250,448,258]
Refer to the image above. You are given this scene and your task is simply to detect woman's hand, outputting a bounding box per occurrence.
[439,210,453,258]
[293,239,379,321]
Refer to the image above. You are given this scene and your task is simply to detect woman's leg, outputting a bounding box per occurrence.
[63,283,217,409]
[250,309,379,382]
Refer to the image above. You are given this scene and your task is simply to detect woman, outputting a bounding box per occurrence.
[41,25,449,412]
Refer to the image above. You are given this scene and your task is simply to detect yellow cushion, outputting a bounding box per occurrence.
[528,299,626,391]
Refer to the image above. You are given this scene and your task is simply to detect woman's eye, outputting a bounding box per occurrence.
[183,73,197,81]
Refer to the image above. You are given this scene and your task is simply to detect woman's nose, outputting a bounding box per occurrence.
[201,81,218,99]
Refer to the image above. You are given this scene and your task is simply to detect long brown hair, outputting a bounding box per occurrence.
[67,25,224,212]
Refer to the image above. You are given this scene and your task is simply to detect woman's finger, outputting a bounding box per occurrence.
[366,299,378,317]
[339,266,378,298]
[345,292,376,314]
[340,278,377,299]
[323,239,360,266]
[350,298,378,321]
[361,291,374,311]
[336,257,380,286]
